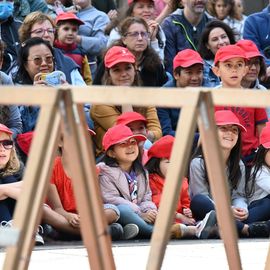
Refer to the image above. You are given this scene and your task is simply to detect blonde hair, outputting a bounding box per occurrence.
[1,134,21,177]
[19,11,55,43]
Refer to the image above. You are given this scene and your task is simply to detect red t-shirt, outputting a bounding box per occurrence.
[50,157,77,213]
[215,106,267,157]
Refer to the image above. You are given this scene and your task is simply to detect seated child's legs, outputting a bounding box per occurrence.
[104,204,120,224]
[190,194,215,221]
[246,196,270,223]
[117,204,153,239]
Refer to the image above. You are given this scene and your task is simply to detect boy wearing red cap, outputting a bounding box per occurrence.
[213,44,268,163]
[54,12,92,85]
[158,49,204,136]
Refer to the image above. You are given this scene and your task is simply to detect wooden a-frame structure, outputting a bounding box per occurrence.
[0,86,269,270]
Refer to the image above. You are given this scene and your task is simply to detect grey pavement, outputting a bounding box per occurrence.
[0,239,269,269]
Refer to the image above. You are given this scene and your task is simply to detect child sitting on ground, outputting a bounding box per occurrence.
[145,135,217,239]
[54,12,92,85]
[212,44,268,164]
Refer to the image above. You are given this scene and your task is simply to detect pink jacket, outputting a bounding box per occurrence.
[97,162,157,215]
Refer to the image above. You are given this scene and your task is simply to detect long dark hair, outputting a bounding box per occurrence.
[190,127,243,190]
[14,37,54,84]
[198,20,236,60]
[145,157,165,178]
[246,146,270,197]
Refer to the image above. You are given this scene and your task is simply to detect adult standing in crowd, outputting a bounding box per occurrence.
[161,0,212,74]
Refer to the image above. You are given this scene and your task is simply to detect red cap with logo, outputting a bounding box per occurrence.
[147,135,174,160]
[0,124,13,135]
[116,112,147,126]
[236,39,262,59]
[215,110,246,132]
[260,122,270,148]
[104,46,136,68]
[102,124,146,151]
[55,12,84,25]
[214,44,248,65]
[173,49,204,70]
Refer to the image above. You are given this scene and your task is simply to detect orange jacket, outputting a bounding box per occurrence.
[149,173,190,213]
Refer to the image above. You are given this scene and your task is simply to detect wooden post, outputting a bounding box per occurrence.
[197,92,242,270]
[146,91,202,270]
[57,90,115,270]
[3,90,62,270]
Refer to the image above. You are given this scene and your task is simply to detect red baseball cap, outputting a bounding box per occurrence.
[102,124,146,151]
[128,0,154,5]
[104,46,136,68]
[147,135,174,160]
[214,44,248,65]
[236,40,262,59]
[215,110,246,132]
[116,112,147,126]
[16,131,34,155]
[0,124,13,135]
[173,49,204,70]
[55,12,84,25]
[259,122,270,148]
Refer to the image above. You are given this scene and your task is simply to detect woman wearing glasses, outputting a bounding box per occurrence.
[95,16,168,87]
[18,11,85,86]
[13,37,65,133]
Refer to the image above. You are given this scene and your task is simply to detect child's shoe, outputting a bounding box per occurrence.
[196,210,217,239]
[109,223,124,241]
[170,223,183,239]
[123,224,139,240]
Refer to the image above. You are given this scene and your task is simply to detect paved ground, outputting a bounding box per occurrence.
[0,239,269,269]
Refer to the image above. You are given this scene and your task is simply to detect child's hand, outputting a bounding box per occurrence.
[66,213,80,228]
[232,207,248,221]
[183,208,193,218]
[175,213,196,225]
[141,210,157,224]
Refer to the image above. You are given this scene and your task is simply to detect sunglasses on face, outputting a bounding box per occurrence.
[117,138,138,148]
[0,139,13,150]
[27,55,54,66]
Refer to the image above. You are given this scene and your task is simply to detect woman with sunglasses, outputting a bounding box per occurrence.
[13,37,66,133]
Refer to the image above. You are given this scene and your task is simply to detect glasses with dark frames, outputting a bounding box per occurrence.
[0,140,13,150]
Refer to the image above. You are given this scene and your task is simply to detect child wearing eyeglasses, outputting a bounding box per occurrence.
[97,124,158,239]
[212,44,268,164]
[54,12,92,85]
[0,124,44,244]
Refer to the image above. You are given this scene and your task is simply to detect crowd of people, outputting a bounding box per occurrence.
[1,0,270,245]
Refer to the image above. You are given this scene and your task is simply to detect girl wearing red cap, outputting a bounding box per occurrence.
[190,110,269,237]
[243,124,270,236]
[145,135,217,239]
[90,45,162,158]
[98,125,157,239]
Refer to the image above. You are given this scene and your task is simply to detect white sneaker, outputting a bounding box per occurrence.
[123,224,139,240]
[196,210,217,239]
[35,225,44,246]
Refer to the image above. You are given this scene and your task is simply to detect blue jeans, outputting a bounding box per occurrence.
[190,194,245,234]
[117,204,153,239]
[245,194,270,223]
